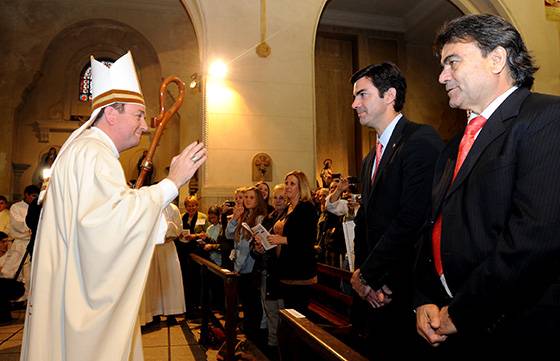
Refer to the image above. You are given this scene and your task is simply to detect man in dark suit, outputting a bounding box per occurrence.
[348,62,443,357]
[415,14,560,355]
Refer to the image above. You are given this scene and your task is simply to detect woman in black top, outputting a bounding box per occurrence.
[266,170,317,314]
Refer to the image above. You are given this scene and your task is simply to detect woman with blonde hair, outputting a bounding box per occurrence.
[266,170,317,313]
[181,195,208,237]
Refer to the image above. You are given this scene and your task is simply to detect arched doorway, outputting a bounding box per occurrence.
[2,0,201,198]
[313,0,511,181]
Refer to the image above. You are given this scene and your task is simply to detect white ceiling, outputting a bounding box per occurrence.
[320,0,463,44]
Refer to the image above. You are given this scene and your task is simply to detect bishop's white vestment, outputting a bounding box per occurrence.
[20,127,177,361]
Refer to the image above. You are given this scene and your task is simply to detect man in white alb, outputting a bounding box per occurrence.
[20,51,207,361]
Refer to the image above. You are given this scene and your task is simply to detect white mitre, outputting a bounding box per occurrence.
[89,51,145,120]
[71,51,145,145]
[38,51,144,203]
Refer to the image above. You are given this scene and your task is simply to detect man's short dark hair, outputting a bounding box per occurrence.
[93,102,126,125]
[24,185,40,196]
[350,62,407,112]
[434,14,538,89]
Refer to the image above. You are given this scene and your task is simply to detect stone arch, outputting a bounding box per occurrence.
[12,18,162,191]
[180,0,206,62]
[450,0,514,24]
[1,1,202,199]
[23,18,160,124]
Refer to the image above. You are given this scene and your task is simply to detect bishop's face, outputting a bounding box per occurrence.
[114,104,148,152]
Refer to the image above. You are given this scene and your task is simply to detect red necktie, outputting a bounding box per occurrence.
[371,141,383,184]
[432,115,487,276]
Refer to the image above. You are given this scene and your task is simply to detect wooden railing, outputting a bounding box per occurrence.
[278,308,367,361]
[189,253,238,361]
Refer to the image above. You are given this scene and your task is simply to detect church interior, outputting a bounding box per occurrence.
[1,0,557,208]
[1,0,559,360]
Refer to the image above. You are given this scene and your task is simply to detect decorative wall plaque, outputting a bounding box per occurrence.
[252,153,272,181]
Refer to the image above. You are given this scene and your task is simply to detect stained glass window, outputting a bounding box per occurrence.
[79,58,114,102]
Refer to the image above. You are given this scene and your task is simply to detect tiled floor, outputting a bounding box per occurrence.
[0,310,26,361]
[0,310,268,360]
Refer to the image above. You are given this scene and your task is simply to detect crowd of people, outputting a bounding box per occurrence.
[159,171,346,352]
[0,171,355,355]
[1,13,559,361]
[0,185,39,323]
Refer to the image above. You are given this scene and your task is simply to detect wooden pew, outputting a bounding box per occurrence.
[278,308,367,361]
[307,263,353,332]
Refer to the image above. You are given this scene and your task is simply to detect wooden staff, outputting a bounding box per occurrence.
[135,76,185,189]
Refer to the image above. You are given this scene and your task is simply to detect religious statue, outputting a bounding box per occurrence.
[320,158,333,188]
[32,146,59,186]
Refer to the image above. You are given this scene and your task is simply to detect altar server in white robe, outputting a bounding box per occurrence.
[20,51,207,361]
[139,202,186,325]
[1,185,38,301]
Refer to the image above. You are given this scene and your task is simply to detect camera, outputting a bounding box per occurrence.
[347,176,360,194]
[224,200,236,207]
[350,194,362,203]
